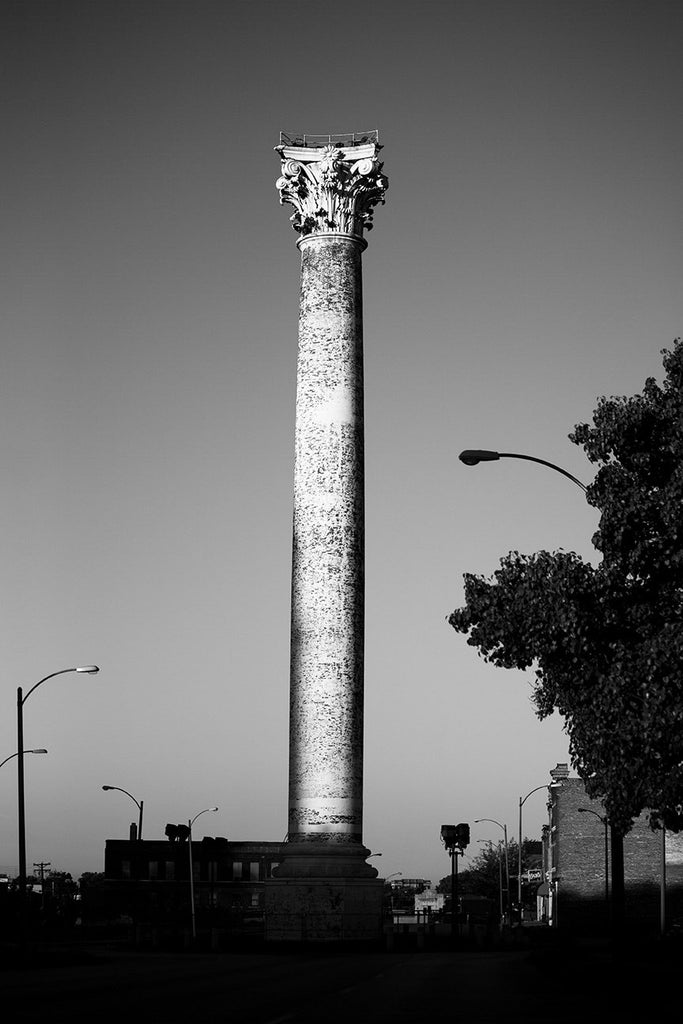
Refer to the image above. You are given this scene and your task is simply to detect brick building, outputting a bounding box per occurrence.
[541,763,683,935]
[103,835,286,937]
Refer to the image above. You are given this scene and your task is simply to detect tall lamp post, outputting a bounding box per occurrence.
[17,666,99,895]
[383,871,401,922]
[474,818,510,920]
[459,447,590,920]
[578,807,609,916]
[102,785,144,840]
[459,446,643,934]
[188,806,218,940]
[518,784,563,914]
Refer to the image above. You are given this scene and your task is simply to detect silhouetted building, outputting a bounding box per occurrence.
[103,836,285,938]
[539,764,683,934]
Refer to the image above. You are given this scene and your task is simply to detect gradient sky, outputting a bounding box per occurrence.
[1,0,681,887]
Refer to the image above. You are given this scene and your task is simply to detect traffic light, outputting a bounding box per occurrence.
[455,823,470,849]
[440,825,458,850]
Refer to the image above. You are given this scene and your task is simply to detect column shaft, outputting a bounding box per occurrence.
[289,233,365,845]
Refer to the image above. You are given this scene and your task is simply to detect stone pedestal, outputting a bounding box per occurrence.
[265,876,384,943]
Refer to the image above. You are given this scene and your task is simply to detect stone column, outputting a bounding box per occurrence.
[265,135,388,942]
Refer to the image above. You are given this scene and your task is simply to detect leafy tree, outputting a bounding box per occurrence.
[47,870,77,897]
[78,871,106,891]
[436,839,536,906]
[449,340,683,923]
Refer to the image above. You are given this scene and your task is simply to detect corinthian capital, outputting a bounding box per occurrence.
[275,140,388,240]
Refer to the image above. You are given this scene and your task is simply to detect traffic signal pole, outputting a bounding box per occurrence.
[441,822,470,941]
[451,847,460,940]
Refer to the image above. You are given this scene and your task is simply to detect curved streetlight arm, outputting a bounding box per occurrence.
[102,785,142,811]
[189,806,218,830]
[475,817,505,830]
[0,749,47,771]
[20,666,100,705]
[459,450,587,493]
[102,785,143,839]
[520,784,549,809]
[578,807,608,824]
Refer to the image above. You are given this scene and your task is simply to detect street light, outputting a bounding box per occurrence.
[518,784,561,912]
[475,818,510,920]
[17,666,99,895]
[0,749,47,771]
[102,785,144,840]
[478,839,505,919]
[458,450,587,493]
[459,448,591,921]
[578,807,609,915]
[188,806,218,940]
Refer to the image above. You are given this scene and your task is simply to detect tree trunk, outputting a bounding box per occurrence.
[610,826,625,939]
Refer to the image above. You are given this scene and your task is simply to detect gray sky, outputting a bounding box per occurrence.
[1,0,681,886]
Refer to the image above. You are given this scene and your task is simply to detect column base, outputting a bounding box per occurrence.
[264,876,384,942]
[271,841,379,879]
[264,842,384,942]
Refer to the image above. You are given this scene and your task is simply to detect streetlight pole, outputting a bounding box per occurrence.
[474,818,510,920]
[188,806,218,940]
[478,838,504,920]
[383,872,401,922]
[518,785,550,913]
[17,666,99,896]
[102,785,144,840]
[578,807,609,921]
[459,448,591,923]
[458,446,639,935]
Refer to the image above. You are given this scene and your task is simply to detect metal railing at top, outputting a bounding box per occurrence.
[279,130,379,148]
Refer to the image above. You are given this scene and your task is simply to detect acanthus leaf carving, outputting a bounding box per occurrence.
[275,143,388,239]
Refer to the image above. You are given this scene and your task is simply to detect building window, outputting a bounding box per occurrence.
[149,861,159,879]
[165,861,175,881]
[250,861,260,881]
[232,861,242,880]
[251,893,260,908]
[121,860,131,879]
[269,862,279,877]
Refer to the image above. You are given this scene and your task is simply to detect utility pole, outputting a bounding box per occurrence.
[33,860,51,912]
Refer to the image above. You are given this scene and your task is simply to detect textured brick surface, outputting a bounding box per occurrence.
[549,778,676,931]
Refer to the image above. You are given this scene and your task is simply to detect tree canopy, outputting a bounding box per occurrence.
[449,340,683,837]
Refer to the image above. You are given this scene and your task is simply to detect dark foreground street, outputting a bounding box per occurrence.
[2,936,678,1024]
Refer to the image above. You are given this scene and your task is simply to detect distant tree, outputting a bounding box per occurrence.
[78,871,106,891]
[47,870,77,897]
[78,871,109,924]
[449,340,683,927]
[436,839,537,906]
